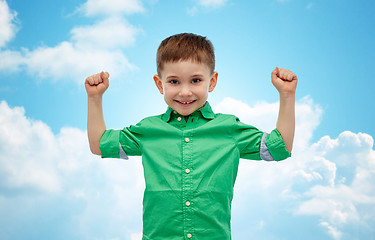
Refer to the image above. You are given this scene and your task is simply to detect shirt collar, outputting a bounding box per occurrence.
[161,101,215,122]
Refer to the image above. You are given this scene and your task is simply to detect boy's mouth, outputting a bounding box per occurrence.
[175,100,196,105]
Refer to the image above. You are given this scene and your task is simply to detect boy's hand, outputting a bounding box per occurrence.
[85,72,110,97]
[271,67,297,95]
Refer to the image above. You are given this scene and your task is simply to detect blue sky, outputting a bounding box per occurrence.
[0,0,374,239]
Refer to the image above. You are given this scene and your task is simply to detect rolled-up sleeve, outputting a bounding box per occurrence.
[234,117,290,161]
[100,125,142,159]
[100,129,122,159]
[263,128,291,161]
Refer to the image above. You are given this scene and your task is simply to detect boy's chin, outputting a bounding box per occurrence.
[175,109,196,116]
[172,106,199,116]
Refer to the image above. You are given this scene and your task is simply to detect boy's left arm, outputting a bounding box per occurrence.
[271,67,298,153]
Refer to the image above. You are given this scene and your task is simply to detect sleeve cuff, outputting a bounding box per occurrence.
[99,130,128,159]
[264,129,291,161]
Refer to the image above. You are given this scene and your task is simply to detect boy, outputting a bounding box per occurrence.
[85,33,297,240]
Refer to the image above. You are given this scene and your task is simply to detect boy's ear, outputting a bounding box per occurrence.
[154,75,164,95]
[208,72,218,92]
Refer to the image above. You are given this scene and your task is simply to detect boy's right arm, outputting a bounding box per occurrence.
[85,72,110,155]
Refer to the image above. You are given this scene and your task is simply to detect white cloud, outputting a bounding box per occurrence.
[0,100,116,194]
[0,1,141,84]
[0,101,61,193]
[320,222,342,240]
[23,18,138,82]
[24,44,134,84]
[0,0,18,48]
[294,131,375,238]
[70,17,139,50]
[0,100,144,238]
[79,0,145,17]
[0,49,24,71]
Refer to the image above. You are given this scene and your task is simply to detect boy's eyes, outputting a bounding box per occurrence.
[168,78,202,84]
[192,78,201,83]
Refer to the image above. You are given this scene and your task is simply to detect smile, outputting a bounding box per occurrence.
[176,100,196,105]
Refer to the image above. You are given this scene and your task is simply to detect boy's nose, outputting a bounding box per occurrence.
[179,86,192,97]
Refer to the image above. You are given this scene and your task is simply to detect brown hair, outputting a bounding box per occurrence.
[156,33,215,76]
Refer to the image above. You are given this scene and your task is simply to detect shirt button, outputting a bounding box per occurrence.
[177,117,182,121]
[185,168,190,174]
[185,137,190,143]
[187,233,192,238]
[186,201,191,206]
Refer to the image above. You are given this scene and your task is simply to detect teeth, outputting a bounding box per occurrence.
[181,101,194,104]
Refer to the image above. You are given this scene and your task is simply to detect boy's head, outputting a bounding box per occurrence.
[154,33,218,116]
[156,33,215,76]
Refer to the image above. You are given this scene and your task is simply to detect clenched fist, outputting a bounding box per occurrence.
[85,72,110,97]
[271,67,298,95]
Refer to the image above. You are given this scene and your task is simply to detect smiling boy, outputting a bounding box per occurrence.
[85,33,297,239]
[154,60,217,119]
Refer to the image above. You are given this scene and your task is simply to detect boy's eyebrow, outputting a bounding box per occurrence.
[166,73,204,79]
[166,75,179,79]
[191,74,204,78]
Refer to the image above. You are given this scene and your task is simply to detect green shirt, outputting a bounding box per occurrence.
[100,102,290,240]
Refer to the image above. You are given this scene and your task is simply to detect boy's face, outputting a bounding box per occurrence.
[154,60,218,116]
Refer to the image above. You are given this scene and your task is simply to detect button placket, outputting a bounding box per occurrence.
[182,131,193,239]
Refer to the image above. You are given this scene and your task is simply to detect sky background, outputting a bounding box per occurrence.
[0,0,374,239]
